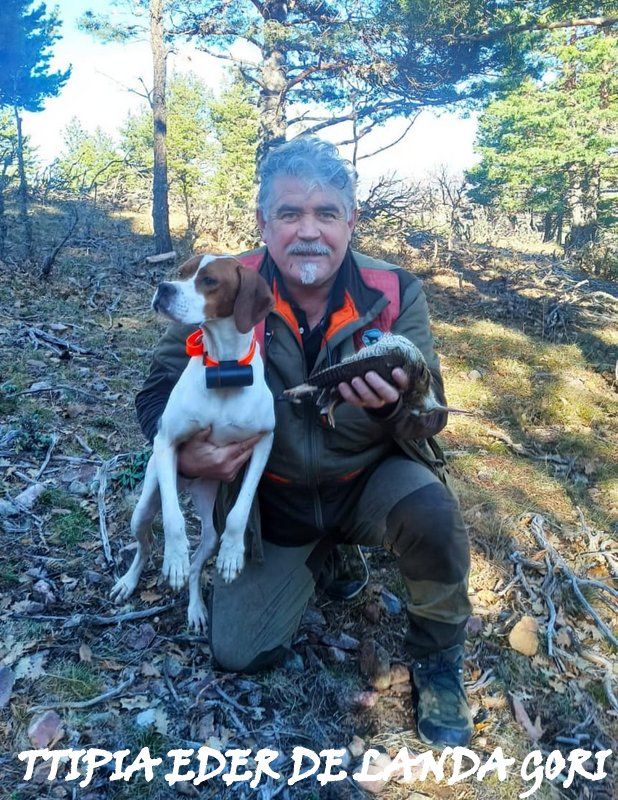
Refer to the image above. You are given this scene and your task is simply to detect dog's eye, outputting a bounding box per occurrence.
[198,274,217,287]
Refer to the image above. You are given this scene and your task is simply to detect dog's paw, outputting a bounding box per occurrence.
[110,575,137,603]
[216,537,245,583]
[162,545,190,590]
[187,600,208,634]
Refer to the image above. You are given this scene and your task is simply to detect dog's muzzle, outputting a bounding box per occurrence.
[152,282,175,313]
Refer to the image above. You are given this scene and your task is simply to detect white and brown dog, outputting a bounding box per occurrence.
[111,255,275,631]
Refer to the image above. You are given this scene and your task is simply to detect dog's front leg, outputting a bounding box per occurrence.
[153,435,190,590]
[216,432,274,582]
[186,478,219,632]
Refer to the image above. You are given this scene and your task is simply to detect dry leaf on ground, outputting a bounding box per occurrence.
[509,615,539,656]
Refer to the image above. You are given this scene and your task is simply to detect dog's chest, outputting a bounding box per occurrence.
[162,359,274,444]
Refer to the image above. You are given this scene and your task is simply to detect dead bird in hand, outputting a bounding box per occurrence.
[281,333,471,427]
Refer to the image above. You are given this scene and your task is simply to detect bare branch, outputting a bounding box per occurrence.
[357,114,419,160]
[40,208,79,280]
[292,112,357,136]
[195,44,261,72]
[239,67,263,89]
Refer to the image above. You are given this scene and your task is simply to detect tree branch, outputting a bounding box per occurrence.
[284,61,351,95]
[195,44,261,72]
[449,16,618,44]
[357,114,420,160]
[289,99,406,139]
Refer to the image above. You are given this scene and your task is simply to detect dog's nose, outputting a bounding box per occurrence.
[152,282,174,312]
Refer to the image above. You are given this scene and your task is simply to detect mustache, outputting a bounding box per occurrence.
[286,243,332,256]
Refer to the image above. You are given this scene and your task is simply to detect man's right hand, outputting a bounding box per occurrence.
[177,427,264,482]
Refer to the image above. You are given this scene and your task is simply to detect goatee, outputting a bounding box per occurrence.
[299,262,319,284]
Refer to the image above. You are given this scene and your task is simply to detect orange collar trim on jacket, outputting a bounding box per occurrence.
[272,280,361,347]
[322,290,360,342]
[185,330,257,366]
[272,281,303,345]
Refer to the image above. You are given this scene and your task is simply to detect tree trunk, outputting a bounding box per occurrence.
[14,107,33,258]
[542,212,554,242]
[0,184,6,258]
[150,0,172,254]
[257,1,288,168]
[565,166,599,251]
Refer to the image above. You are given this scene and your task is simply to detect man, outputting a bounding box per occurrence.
[136,136,473,749]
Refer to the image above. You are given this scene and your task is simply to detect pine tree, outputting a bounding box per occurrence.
[173,1,617,164]
[467,32,617,250]
[54,119,125,198]
[80,0,174,253]
[119,73,216,233]
[0,111,19,257]
[0,0,69,255]
[0,0,69,111]
[207,74,259,247]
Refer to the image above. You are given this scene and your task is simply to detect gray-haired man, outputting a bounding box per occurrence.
[136,136,473,749]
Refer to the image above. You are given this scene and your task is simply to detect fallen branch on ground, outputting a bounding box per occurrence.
[95,455,124,568]
[145,251,176,264]
[64,602,180,628]
[25,325,96,355]
[30,673,135,712]
[485,429,572,465]
[528,515,618,649]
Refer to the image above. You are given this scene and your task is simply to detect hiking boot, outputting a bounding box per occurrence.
[317,544,369,601]
[411,644,473,749]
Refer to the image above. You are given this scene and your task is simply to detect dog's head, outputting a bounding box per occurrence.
[152,254,275,333]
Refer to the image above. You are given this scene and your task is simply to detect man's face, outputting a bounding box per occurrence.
[256,176,356,291]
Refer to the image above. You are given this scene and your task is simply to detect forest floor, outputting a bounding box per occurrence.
[0,203,616,800]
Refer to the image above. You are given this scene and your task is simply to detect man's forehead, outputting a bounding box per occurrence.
[269,176,346,211]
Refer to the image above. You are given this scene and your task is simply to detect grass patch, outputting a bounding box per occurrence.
[0,558,20,590]
[40,488,94,545]
[49,507,93,546]
[106,728,169,800]
[42,662,104,703]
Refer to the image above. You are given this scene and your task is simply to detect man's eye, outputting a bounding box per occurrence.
[319,211,338,220]
[279,212,298,221]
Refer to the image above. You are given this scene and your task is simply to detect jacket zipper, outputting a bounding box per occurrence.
[307,323,325,530]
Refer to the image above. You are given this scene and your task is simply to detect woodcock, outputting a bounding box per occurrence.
[282,333,468,427]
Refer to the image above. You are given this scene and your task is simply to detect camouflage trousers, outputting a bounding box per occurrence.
[209,455,471,672]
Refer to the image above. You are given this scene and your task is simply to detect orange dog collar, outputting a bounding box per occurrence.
[185,330,257,367]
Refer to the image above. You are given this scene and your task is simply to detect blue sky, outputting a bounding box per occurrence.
[23,0,480,188]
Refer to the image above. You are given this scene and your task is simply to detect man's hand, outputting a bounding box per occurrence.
[177,426,264,482]
[338,367,409,410]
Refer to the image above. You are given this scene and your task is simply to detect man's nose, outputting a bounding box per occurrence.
[297,212,320,239]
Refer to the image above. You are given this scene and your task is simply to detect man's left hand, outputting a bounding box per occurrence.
[338,368,409,410]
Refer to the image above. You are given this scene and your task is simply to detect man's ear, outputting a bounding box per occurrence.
[347,207,358,236]
[256,209,266,239]
[233,266,275,334]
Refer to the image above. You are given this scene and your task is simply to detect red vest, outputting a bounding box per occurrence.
[238,252,400,355]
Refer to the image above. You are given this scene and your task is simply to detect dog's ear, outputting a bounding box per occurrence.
[233,266,275,334]
[178,255,204,279]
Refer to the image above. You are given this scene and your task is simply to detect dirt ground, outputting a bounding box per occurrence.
[0,204,616,799]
